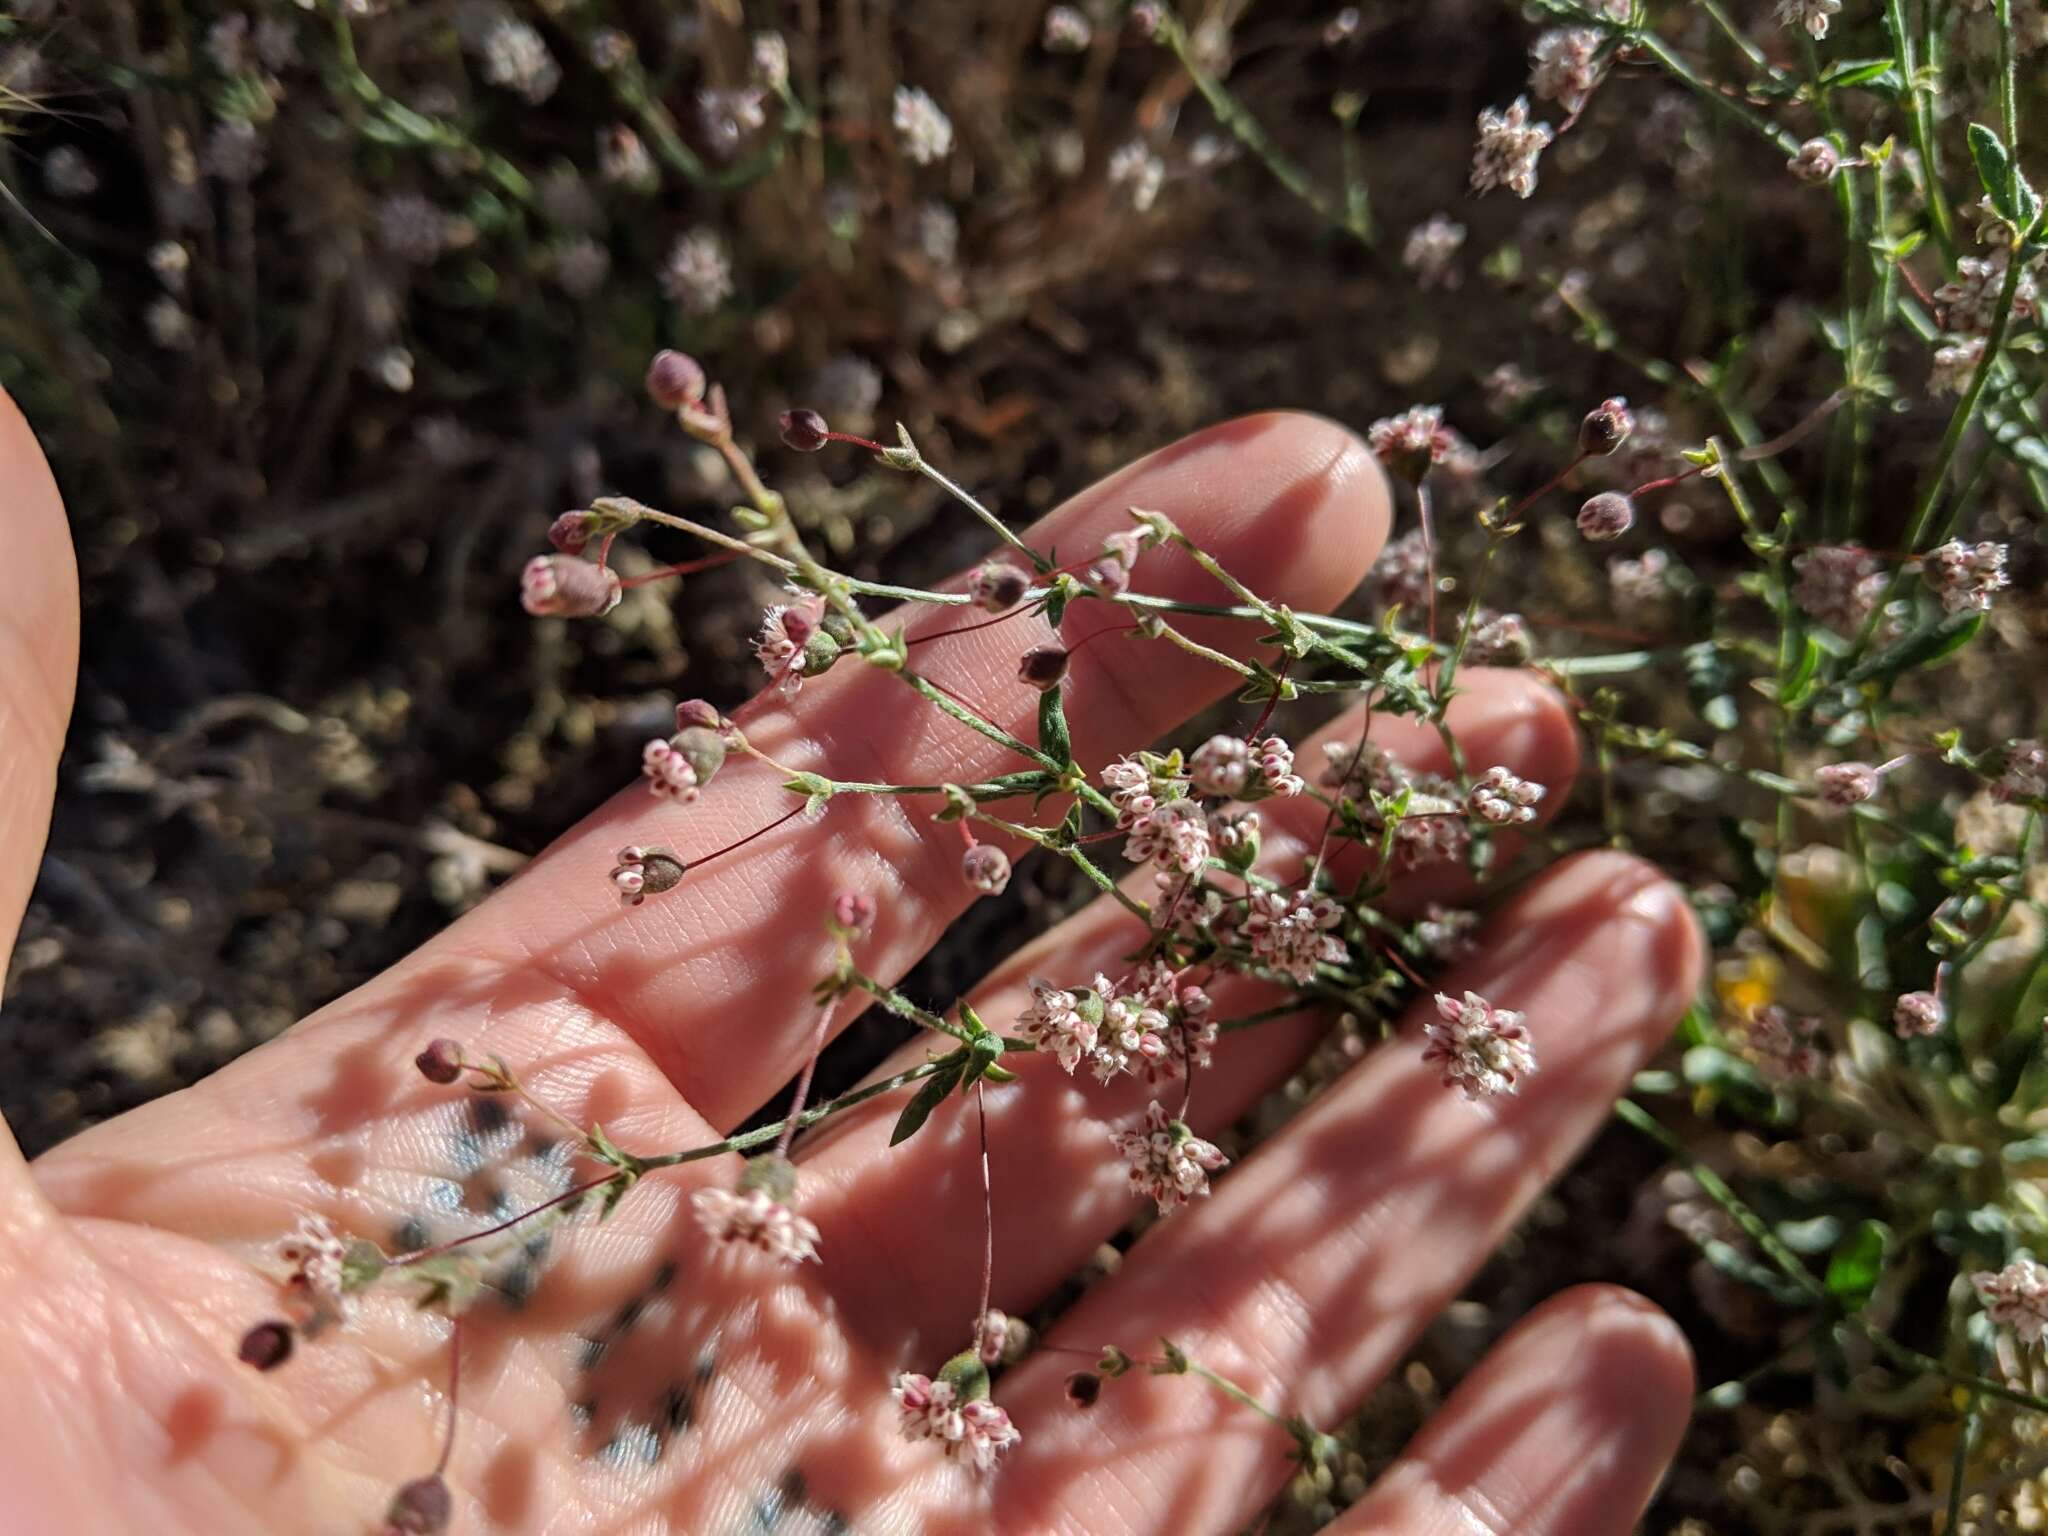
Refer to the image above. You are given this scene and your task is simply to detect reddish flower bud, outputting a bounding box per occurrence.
[645,349,707,410]
[548,511,597,555]
[521,555,623,618]
[237,1320,295,1371]
[415,1038,464,1085]
[675,698,722,732]
[1788,138,1841,184]
[1577,396,1635,457]
[1018,644,1070,691]
[832,891,877,936]
[961,843,1012,896]
[384,1474,453,1534]
[780,408,830,452]
[1575,491,1635,542]
[967,561,1032,614]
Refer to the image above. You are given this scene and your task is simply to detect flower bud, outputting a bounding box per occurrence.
[645,349,707,409]
[547,510,598,555]
[612,845,687,904]
[1018,644,1070,691]
[521,555,623,618]
[780,407,830,452]
[237,1320,295,1371]
[800,628,844,678]
[968,561,1032,613]
[1788,137,1841,183]
[1577,397,1635,457]
[415,1038,464,1085]
[832,891,877,937]
[384,1474,453,1534]
[1102,529,1148,568]
[675,698,722,732]
[937,1349,995,1402]
[1815,760,1879,808]
[1893,990,1944,1037]
[961,843,1012,896]
[672,724,727,786]
[1575,491,1635,542]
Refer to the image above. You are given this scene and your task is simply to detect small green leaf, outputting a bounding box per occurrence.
[1823,1220,1890,1312]
[1842,610,1984,688]
[1968,122,2040,228]
[1820,57,1898,89]
[1780,633,1824,707]
[890,1060,964,1145]
[1038,685,1073,765]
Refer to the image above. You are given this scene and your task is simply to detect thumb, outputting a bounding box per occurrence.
[0,387,79,1234]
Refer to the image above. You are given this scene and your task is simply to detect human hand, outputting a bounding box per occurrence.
[0,395,1702,1535]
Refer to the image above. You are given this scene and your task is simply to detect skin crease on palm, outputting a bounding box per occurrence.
[0,387,1709,1536]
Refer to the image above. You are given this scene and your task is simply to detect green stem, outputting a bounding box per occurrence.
[1156,12,1370,244]
[640,1055,966,1169]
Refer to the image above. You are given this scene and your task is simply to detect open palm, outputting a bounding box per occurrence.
[0,397,1703,1535]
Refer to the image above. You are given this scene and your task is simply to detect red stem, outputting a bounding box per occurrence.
[691,801,811,869]
[616,549,745,590]
[393,1174,618,1268]
[773,1005,834,1161]
[906,602,1041,648]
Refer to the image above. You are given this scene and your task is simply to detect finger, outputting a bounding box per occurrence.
[801,669,1579,1353]
[379,410,1386,1130]
[977,851,1701,1533]
[1327,1285,1692,1536]
[0,390,78,979]
[0,389,81,1242]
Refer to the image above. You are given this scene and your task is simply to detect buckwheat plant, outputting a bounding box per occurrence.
[1138,0,2048,1523]
[10,0,2048,1529]
[201,337,1612,1524]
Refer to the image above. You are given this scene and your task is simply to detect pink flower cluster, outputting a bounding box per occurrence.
[1018,962,1215,1083]
[692,1186,821,1265]
[890,1372,1021,1472]
[1111,1099,1229,1212]
[1923,540,2009,615]
[1424,991,1538,1100]
[1739,1004,1826,1082]
[1242,887,1347,984]
[1792,545,1885,635]
[1974,1259,2048,1346]
[641,737,700,799]
[1469,765,1544,826]
[278,1214,351,1328]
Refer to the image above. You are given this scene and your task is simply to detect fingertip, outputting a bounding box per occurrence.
[0,389,80,713]
[1441,667,1581,806]
[1082,409,1387,615]
[1335,1284,1693,1536]
[0,388,79,987]
[1531,1283,1696,1442]
[1506,849,1706,1042]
